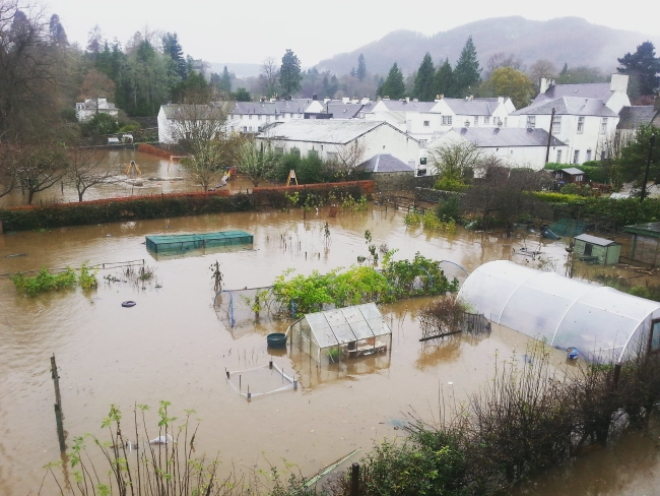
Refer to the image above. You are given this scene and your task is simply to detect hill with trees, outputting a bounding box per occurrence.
[317,16,660,76]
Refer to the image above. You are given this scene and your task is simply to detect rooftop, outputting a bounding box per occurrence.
[617,106,659,130]
[513,97,618,117]
[259,119,402,144]
[624,222,660,238]
[445,127,566,147]
[355,154,414,173]
[574,234,619,246]
[540,82,613,102]
[558,167,585,175]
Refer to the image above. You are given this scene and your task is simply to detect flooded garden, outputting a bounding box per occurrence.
[1,153,660,495]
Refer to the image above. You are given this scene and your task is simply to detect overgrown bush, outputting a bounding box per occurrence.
[10,263,97,296]
[252,181,375,209]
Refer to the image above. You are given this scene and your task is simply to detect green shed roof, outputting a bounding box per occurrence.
[623,222,660,238]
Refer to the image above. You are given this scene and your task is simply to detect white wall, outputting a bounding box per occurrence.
[260,123,420,169]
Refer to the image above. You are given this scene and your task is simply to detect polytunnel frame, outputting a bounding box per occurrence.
[286,303,393,364]
[457,261,660,363]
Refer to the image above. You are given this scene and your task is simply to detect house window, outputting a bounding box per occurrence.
[650,320,660,353]
[464,119,470,127]
[249,114,253,120]
[291,147,300,157]
[275,147,284,154]
[526,116,536,129]
[552,115,562,135]
[419,139,427,148]
[556,150,562,163]
[503,117,508,127]
[473,116,478,126]
[423,120,430,127]
[442,115,453,126]
[577,116,585,133]
[258,115,262,120]
[586,149,592,161]
[483,117,490,125]
[242,126,247,132]
[308,150,318,158]
[601,117,608,134]
[573,150,580,164]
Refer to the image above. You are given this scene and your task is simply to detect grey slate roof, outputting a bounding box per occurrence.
[361,100,437,113]
[441,98,499,116]
[539,82,613,102]
[452,127,566,147]
[355,154,414,173]
[261,119,401,144]
[232,99,312,115]
[513,97,618,117]
[617,106,658,129]
[574,234,618,246]
[325,103,364,118]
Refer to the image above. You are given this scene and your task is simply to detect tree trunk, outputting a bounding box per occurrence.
[27,189,35,205]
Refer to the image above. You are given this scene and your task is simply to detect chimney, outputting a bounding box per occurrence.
[435,94,444,102]
[539,78,554,95]
[497,96,504,104]
[323,97,330,104]
[312,93,318,101]
[342,97,350,104]
[610,74,629,94]
[361,97,370,104]
[405,97,410,103]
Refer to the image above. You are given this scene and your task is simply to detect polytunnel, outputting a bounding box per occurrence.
[457,260,660,362]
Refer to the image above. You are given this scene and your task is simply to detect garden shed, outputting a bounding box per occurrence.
[623,222,660,267]
[573,234,621,265]
[554,168,585,184]
[458,260,660,362]
[287,303,392,364]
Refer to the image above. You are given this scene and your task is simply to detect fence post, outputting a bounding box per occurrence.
[350,462,360,496]
[51,355,66,452]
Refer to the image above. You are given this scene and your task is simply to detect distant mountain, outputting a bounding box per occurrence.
[208,62,262,78]
[317,16,660,76]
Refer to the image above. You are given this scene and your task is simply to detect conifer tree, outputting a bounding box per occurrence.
[413,53,435,101]
[617,41,660,97]
[357,54,367,81]
[435,58,454,98]
[378,62,405,99]
[452,36,481,97]
[280,49,302,98]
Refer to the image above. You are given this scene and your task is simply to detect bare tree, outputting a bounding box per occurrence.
[465,161,552,235]
[0,139,16,198]
[236,139,280,187]
[484,52,526,79]
[326,139,366,179]
[15,143,68,204]
[259,57,279,98]
[168,100,242,191]
[66,147,119,201]
[430,141,481,179]
[0,1,59,142]
[528,59,558,90]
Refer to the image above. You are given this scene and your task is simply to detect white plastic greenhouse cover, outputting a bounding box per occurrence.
[457,260,660,362]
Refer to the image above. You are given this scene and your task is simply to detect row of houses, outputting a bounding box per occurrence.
[157,73,657,176]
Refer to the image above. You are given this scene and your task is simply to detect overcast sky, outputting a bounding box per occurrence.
[44,0,657,67]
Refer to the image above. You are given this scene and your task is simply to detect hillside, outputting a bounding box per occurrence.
[316,16,660,76]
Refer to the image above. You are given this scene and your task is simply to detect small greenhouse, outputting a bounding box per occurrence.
[457,260,660,363]
[287,303,392,364]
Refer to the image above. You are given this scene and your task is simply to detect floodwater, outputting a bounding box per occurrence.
[0,206,659,495]
[0,149,256,208]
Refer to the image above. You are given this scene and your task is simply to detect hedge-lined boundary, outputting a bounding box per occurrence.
[253,180,376,208]
[0,190,252,231]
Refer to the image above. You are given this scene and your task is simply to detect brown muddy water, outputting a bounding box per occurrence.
[0,206,659,495]
[0,149,256,208]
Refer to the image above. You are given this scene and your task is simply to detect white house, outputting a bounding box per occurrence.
[75,98,118,122]
[428,127,568,172]
[358,96,516,150]
[511,75,631,165]
[256,119,421,171]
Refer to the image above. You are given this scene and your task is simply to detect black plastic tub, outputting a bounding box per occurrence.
[267,333,287,348]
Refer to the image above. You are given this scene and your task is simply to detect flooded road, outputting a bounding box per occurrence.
[0,206,658,495]
[0,149,256,208]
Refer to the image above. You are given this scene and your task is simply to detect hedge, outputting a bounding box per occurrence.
[0,190,253,231]
[252,180,377,208]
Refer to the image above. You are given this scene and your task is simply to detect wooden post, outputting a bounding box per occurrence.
[0,219,3,234]
[51,355,63,418]
[54,404,66,452]
[350,463,360,496]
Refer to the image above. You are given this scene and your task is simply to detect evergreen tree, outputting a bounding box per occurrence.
[435,58,454,98]
[560,63,568,76]
[48,14,68,47]
[617,41,660,97]
[220,66,232,93]
[452,36,481,98]
[378,62,405,99]
[86,24,102,56]
[280,49,302,98]
[162,32,187,80]
[357,54,366,81]
[350,67,356,78]
[413,53,435,101]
